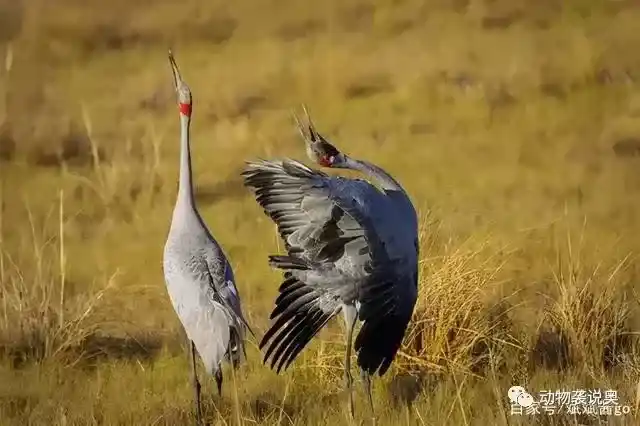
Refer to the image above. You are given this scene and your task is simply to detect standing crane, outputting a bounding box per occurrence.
[242,108,419,419]
[163,51,253,426]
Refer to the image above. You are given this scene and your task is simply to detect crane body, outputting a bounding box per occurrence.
[242,109,419,419]
[163,51,251,426]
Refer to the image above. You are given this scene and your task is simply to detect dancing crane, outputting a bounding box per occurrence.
[163,51,253,426]
[242,108,419,419]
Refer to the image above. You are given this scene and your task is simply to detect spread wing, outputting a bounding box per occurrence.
[243,159,416,375]
[243,159,372,266]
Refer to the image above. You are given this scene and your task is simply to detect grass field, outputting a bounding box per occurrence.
[2,0,640,424]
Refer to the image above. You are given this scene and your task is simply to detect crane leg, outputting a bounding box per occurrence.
[189,339,203,426]
[361,369,376,424]
[214,369,223,396]
[343,306,358,419]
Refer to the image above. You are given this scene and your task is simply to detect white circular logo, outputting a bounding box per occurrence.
[508,386,534,407]
[508,386,526,403]
[517,392,534,408]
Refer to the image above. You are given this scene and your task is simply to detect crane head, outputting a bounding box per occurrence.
[168,50,192,117]
[293,105,344,168]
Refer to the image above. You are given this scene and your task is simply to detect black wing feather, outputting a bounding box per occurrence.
[258,272,340,371]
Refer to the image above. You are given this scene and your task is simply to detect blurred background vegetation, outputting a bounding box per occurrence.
[2,0,640,424]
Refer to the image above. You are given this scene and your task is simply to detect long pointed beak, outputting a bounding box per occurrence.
[292,110,306,140]
[301,104,318,141]
[293,104,319,143]
[168,49,182,90]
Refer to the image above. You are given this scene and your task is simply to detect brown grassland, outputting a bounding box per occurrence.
[2,0,640,424]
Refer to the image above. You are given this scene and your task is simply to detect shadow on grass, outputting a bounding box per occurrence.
[612,138,640,158]
[529,325,636,373]
[386,371,439,410]
[0,332,179,369]
[529,329,572,371]
[157,392,299,425]
[28,121,108,168]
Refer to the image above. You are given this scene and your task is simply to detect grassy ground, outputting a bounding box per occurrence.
[2,0,640,424]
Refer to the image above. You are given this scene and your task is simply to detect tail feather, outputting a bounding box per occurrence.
[354,312,412,377]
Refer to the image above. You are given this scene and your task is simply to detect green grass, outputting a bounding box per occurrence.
[2,0,640,424]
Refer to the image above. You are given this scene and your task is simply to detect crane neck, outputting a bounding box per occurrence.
[176,113,195,209]
[343,155,405,193]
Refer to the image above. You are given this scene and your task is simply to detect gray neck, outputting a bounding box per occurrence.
[176,114,195,210]
[343,155,405,193]
[342,154,419,244]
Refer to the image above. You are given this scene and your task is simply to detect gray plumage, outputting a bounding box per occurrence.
[164,214,250,374]
[242,109,419,418]
[162,51,251,425]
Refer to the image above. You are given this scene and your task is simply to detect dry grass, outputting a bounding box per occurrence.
[2,0,640,424]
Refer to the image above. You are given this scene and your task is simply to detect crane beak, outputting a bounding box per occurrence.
[302,104,318,141]
[292,104,320,146]
[293,104,342,156]
[293,106,318,164]
[168,49,182,91]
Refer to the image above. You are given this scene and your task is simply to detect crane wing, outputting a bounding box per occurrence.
[172,259,234,374]
[258,271,343,372]
[186,298,232,374]
[243,159,417,375]
[242,159,368,265]
[199,251,255,342]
